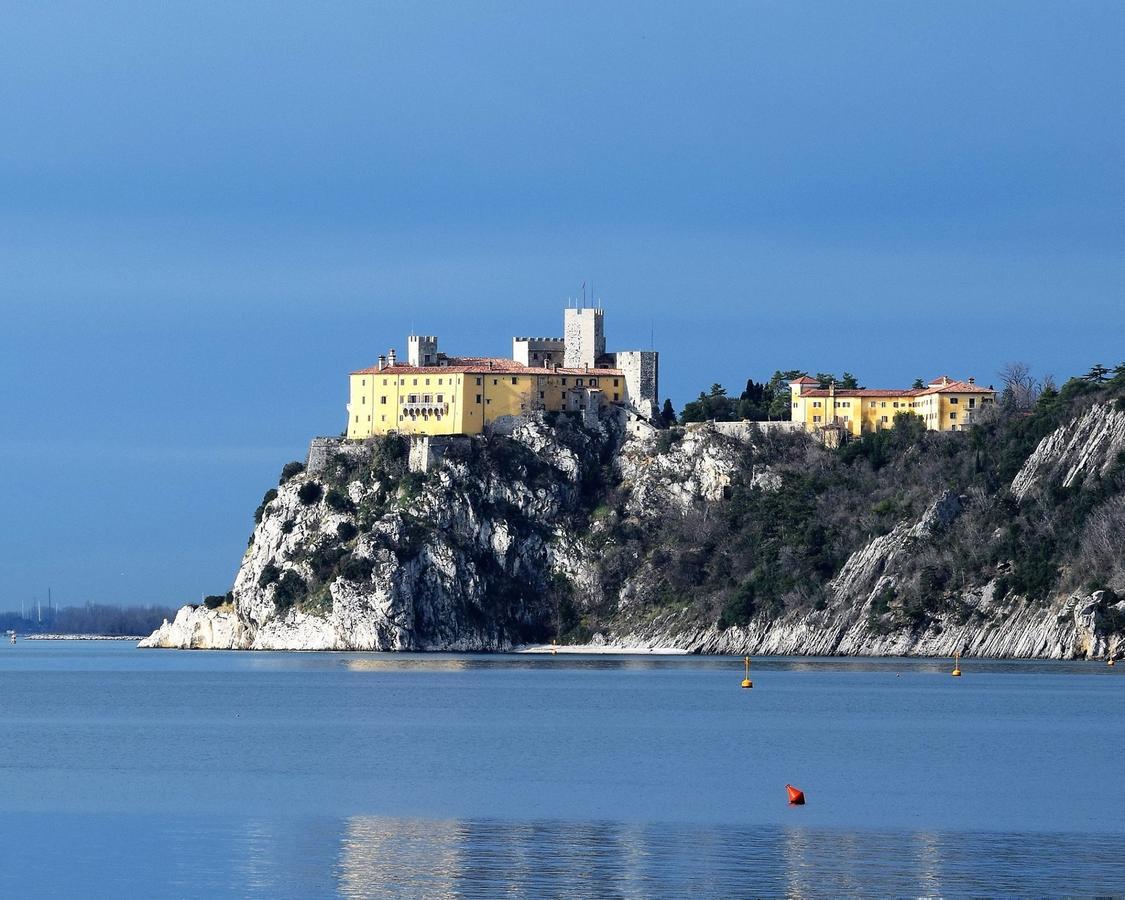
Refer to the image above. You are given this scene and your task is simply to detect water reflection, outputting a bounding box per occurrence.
[327,815,1125,897]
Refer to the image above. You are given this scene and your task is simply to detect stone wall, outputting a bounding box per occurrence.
[613,350,659,420]
[306,436,372,475]
[683,420,801,443]
[407,435,471,473]
[512,336,565,367]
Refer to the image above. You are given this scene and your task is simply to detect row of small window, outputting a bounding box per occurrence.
[800,397,981,411]
[360,375,619,388]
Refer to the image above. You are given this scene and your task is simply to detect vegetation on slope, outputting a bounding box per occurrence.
[590,365,1125,637]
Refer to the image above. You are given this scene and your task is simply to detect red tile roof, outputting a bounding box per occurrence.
[352,356,623,377]
[799,379,994,398]
[790,376,819,385]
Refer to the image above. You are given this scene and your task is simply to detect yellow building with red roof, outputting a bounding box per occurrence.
[345,307,658,438]
[789,374,996,436]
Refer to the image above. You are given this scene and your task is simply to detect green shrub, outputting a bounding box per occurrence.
[325,488,354,513]
[279,461,305,484]
[258,564,280,588]
[338,554,375,582]
[281,519,296,534]
[254,488,279,524]
[297,481,323,505]
[273,570,306,612]
[336,521,358,543]
[202,593,232,610]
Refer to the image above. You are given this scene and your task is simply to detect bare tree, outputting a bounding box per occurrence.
[998,361,1040,410]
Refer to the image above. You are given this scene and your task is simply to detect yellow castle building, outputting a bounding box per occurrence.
[345,307,659,439]
[789,375,996,437]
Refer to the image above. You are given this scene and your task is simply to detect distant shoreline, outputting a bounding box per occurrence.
[20,634,143,641]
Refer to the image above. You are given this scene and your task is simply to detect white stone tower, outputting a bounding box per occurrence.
[408,334,439,367]
[563,308,605,368]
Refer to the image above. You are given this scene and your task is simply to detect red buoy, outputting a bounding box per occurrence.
[786,784,805,805]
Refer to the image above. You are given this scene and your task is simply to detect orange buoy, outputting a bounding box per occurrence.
[740,655,753,689]
[786,784,805,805]
[951,651,962,677]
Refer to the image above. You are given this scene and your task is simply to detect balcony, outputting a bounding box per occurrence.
[401,402,449,418]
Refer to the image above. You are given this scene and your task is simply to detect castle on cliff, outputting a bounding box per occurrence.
[346,306,659,439]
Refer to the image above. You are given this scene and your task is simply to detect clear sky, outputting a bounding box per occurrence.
[2,1,1122,609]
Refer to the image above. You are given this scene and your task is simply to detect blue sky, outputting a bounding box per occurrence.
[2,1,1122,608]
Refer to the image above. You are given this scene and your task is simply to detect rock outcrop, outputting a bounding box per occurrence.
[143,399,1125,658]
[1011,402,1125,501]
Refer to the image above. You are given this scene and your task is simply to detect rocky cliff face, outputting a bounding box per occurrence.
[143,400,1125,658]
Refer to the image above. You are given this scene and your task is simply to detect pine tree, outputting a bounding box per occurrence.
[1085,363,1110,382]
[911,378,925,389]
[661,399,677,427]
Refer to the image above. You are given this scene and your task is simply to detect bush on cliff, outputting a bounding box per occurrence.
[279,461,305,484]
[254,488,279,524]
[273,570,306,612]
[298,481,323,505]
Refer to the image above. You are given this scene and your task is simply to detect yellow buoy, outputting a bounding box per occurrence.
[1109,657,1115,667]
[741,655,753,689]
[951,651,962,677]
[551,640,558,656]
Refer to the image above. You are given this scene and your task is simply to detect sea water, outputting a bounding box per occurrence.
[0,643,1122,897]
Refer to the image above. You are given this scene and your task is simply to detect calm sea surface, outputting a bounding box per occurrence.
[0,642,1122,897]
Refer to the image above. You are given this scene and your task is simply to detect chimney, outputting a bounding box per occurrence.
[968,376,975,384]
[377,355,387,371]
[387,348,397,366]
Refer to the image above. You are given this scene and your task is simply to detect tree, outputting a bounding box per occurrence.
[815,373,836,389]
[1085,363,1110,383]
[660,399,677,427]
[839,372,861,390]
[911,378,925,390]
[999,361,1039,410]
[1113,363,1125,382]
[680,385,734,423]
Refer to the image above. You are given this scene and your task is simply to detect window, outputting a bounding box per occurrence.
[493,379,498,386]
[438,378,443,385]
[437,394,444,403]
[425,378,430,386]
[561,378,568,385]
[367,415,371,422]
[539,391,545,399]
[511,377,518,385]
[613,379,619,387]
[361,396,366,404]
[475,394,482,403]
[361,379,366,386]
[813,401,821,408]
[949,397,959,404]
[881,415,888,423]
[950,412,957,420]
[354,415,358,423]
[412,378,418,386]
[590,378,598,387]
[881,401,887,408]
[576,378,583,386]
[813,415,821,423]
[475,377,482,386]
[968,398,976,408]
[380,396,386,405]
